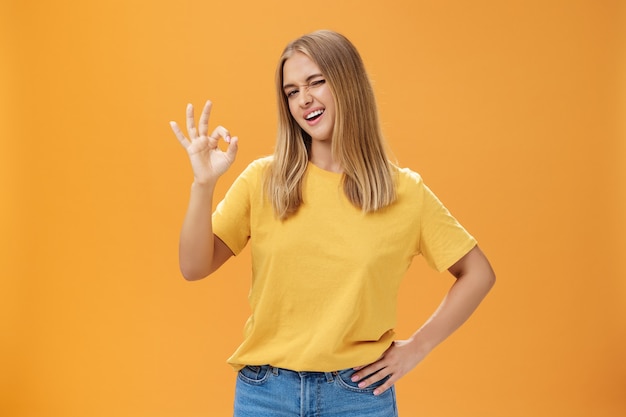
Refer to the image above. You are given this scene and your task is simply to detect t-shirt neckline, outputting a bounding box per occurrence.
[307,161,343,180]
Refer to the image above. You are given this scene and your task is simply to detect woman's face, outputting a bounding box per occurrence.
[282,52,335,143]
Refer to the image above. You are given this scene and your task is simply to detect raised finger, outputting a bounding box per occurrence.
[198,100,212,137]
[186,103,198,139]
[169,121,190,148]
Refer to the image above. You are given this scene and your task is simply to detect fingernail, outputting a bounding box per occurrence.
[351,375,359,382]
[373,389,380,396]
[358,382,366,388]
[225,135,231,143]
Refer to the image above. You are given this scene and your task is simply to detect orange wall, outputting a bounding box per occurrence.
[2,1,625,416]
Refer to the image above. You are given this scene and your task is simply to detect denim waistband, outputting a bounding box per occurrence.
[265,366,339,383]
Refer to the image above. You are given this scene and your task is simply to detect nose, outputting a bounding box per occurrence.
[298,86,312,107]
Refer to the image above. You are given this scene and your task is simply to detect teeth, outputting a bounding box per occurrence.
[305,109,324,120]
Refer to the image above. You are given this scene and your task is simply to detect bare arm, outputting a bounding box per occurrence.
[170,101,238,280]
[178,184,234,280]
[351,245,496,395]
[411,245,496,354]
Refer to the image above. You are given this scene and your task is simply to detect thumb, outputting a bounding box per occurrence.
[226,136,239,160]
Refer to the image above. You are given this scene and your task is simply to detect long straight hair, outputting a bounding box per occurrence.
[265,30,396,220]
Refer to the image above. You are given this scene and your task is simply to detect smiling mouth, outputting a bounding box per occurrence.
[305,109,324,121]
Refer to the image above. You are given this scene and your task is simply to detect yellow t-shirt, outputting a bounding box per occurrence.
[212,157,477,372]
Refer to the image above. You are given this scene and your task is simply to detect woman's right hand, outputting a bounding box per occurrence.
[170,100,238,185]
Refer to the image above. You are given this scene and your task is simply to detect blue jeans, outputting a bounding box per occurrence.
[233,365,398,416]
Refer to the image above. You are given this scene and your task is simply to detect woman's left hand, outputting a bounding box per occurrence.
[350,339,425,396]
[352,246,496,396]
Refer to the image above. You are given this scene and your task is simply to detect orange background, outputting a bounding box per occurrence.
[1,0,625,416]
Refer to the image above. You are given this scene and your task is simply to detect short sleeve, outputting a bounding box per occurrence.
[418,183,477,272]
[212,160,263,255]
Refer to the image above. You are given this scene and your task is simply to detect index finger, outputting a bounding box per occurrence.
[210,125,232,143]
[198,100,212,137]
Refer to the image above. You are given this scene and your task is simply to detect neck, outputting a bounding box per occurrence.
[310,141,342,173]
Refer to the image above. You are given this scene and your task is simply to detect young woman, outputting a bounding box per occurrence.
[170,30,495,417]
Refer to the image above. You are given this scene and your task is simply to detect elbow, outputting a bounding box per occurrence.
[479,255,496,291]
[179,263,212,281]
[454,245,496,290]
[486,268,496,290]
[179,249,218,281]
[181,271,206,281]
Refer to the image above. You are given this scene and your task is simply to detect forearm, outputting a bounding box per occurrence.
[349,249,495,394]
[409,253,495,357]
[179,181,217,280]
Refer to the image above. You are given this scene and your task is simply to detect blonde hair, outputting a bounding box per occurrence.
[265,30,396,219]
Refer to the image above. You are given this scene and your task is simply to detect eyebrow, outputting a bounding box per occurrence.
[282,73,324,90]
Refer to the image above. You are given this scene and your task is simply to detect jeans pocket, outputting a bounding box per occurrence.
[334,368,391,393]
[237,365,272,385]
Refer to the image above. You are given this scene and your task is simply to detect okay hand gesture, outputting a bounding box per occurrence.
[170,100,238,185]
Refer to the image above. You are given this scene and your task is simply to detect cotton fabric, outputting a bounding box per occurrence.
[213,158,476,372]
